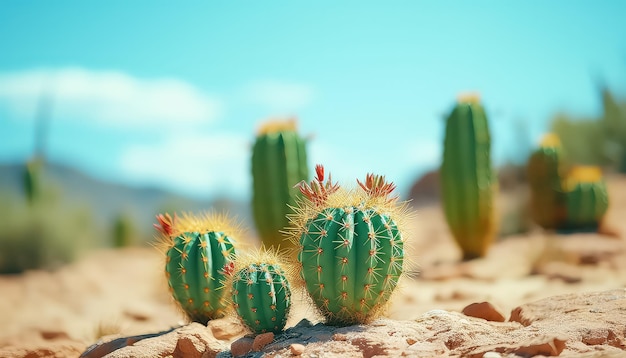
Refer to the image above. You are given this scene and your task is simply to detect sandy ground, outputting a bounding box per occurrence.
[1,175,626,357]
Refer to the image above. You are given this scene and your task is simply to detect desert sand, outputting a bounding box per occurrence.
[1,176,626,357]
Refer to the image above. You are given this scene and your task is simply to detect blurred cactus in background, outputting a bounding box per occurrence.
[251,118,309,252]
[527,134,568,230]
[23,157,44,205]
[527,132,610,233]
[440,94,497,260]
[563,166,609,231]
[112,212,136,247]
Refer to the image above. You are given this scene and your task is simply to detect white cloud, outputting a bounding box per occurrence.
[403,139,441,169]
[244,80,314,113]
[119,132,250,198]
[0,68,221,128]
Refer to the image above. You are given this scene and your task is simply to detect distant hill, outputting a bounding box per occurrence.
[0,162,254,239]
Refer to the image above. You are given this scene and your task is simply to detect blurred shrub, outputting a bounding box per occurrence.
[111,212,136,248]
[551,88,626,172]
[0,186,102,274]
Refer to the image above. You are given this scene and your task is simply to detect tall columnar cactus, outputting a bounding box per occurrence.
[154,212,239,324]
[527,134,568,229]
[563,166,609,231]
[287,165,407,326]
[440,95,497,260]
[229,250,292,333]
[252,118,309,252]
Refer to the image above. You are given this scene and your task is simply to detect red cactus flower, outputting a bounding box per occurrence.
[153,213,177,236]
[296,164,340,207]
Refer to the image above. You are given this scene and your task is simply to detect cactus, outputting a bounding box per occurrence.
[527,134,568,229]
[230,250,292,333]
[251,118,309,252]
[563,166,609,231]
[287,165,407,326]
[154,212,239,324]
[440,95,497,260]
[112,212,135,247]
[23,157,43,205]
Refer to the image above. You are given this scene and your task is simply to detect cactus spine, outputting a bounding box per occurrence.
[563,166,609,231]
[252,119,309,251]
[289,165,406,326]
[527,134,568,229]
[155,212,239,324]
[440,95,496,260]
[230,251,292,333]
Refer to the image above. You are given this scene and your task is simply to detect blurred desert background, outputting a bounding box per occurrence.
[1,2,626,357]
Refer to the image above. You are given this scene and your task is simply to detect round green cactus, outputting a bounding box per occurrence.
[289,165,406,325]
[155,212,239,324]
[231,259,291,333]
[563,166,609,231]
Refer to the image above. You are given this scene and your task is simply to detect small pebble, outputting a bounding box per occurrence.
[406,338,417,345]
[483,352,502,358]
[462,302,505,322]
[231,337,254,357]
[290,343,305,356]
[253,332,275,351]
[332,333,348,341]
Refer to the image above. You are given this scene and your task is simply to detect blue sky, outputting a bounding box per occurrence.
[1,1,625,200]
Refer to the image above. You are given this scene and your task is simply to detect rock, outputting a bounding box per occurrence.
[461,302,505,322]
[331,333,348,341]
[289,343,305,355]
[509,288,626,354]
[0,341,84,358]
[207,318,245,341]
[230,337,254,357]
[533,261,583,283]
[40,330,72,340]
[252,332,274,351]
[82,323,227,358]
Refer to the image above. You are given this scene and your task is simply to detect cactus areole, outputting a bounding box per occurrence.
[293,165,405,325]
[155,213,238,324]
[232,263,291,333]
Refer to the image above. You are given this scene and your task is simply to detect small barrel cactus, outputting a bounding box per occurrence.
[154,212,239,324]
[563,166,609,231]
[229,250,292,333]
[287,165,407,326]
[251,118,309,253]
[527,133,568,229]
[440,95,497,260]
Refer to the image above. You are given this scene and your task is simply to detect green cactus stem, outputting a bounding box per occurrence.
[289,165,406,326]
[440,94,497,260]
[563,166,609,231]
[251,119,309,253]
[155,212,239,324]
[23,157,43,205]
[527,133,568,229]
[231,255,291,334]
